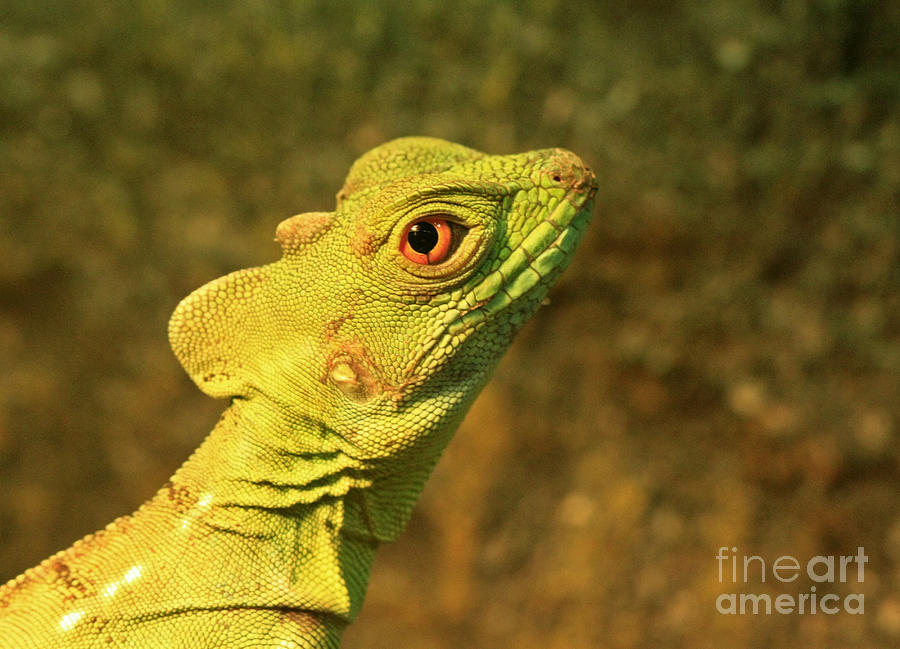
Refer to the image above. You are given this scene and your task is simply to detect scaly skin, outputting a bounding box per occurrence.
[0,137,597,648]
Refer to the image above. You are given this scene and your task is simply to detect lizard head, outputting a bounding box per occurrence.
[169,137,596,465]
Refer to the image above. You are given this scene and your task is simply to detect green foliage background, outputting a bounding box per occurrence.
[1,1,898,647]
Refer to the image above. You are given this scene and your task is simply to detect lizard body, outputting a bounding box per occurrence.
[0,137,596,648]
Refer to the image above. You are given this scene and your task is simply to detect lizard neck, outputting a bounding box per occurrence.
[173,396,376,523]
[157,396,383,621]
[170,395,439,544]
[61,397,392,628]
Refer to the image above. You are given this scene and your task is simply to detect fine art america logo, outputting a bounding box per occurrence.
[716,546,867,615]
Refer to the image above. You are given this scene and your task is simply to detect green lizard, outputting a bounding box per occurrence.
[0,137,596,648]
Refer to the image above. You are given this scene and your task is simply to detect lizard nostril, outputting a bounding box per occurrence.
[544,150,592,189]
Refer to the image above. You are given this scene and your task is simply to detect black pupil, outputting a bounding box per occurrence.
[407,222,439,254]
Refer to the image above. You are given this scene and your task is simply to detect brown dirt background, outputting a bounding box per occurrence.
[1,1,898,647]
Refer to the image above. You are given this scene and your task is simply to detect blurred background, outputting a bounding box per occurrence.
[1,1,898,647]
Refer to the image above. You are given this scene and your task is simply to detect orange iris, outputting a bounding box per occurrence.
[399,217,453,265]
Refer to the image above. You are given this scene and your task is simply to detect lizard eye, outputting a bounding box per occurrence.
[400,217,458,265]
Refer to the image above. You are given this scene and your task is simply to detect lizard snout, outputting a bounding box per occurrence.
[541,148,598,194]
